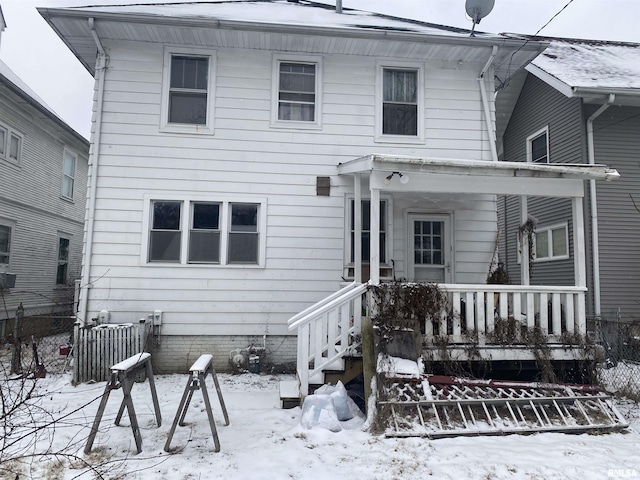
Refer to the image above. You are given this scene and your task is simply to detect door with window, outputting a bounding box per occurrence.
[408,214,452,283]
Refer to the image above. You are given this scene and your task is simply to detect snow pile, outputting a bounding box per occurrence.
[300,381,365,432]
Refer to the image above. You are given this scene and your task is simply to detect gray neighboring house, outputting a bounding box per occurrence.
[0,7,89,330]
[497,36,640,323]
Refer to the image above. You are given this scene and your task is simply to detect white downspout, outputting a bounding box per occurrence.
[587,93,615,317]
[79,18,107,325]
[478,45,498,162]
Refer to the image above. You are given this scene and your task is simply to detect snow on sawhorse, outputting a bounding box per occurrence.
[84,352,162,454]
[164,354,230,453]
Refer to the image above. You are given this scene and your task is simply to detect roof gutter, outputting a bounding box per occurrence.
[587,93,615,317]
[79,17,107,325]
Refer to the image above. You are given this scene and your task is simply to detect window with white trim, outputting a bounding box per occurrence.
[0,123,23,165]
[62,149,77,199]
[534,223,569,261]
[383,69,418,136]
[160,47,215,134]
[272,55,322,128]
[527,126,549,163]
[146,198,265,266]
[0,224,11,267]
[56,236,70,285]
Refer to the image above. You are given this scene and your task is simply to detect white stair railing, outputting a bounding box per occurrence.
[288,281,369,397]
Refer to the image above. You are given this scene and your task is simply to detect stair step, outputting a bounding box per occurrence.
[279,380,300,409]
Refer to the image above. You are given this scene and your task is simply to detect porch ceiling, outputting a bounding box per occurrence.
[338,155,620,198]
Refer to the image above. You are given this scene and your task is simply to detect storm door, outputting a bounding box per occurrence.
[408,214,452,283]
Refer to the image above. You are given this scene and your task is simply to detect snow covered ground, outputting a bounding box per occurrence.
[2,371,640,480]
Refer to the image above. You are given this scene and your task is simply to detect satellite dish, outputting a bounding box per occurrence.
[465,0,495,36]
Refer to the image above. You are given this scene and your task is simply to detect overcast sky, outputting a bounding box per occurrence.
[1,0,639,139]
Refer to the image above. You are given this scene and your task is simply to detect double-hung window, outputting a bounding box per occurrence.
[383,69,418,136]
[56,236,70,285]
[0,123,23,165]
[149,201,183,263]
[527,126,549,163]
[376,63,423,142]
[346,199,392,279]
[161,48,215,134]
[534,223,569,262]
[146,197,264,266]
[272,56,322,128]
[62,149,77,199]
[0,224,11,267]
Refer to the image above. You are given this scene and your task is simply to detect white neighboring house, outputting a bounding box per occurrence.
[0,6,89,333]
[39,1,617,379]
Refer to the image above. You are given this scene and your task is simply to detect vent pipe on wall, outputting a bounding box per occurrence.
[336,0,342,13]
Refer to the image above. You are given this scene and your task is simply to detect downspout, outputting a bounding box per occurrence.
[79,18,107,325]
[478,45,498,162]
[587,93,615,317]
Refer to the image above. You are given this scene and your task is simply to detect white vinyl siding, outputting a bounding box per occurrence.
[160,46,216,134]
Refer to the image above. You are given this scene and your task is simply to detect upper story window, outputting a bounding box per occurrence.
[0,123,23,166]
[161,47,216,135]
[145,196,266,267]
[376,62,423,143]
[62,149,77,200]
[383,69,417,136]
[0,224,11,268]
[527,126,549,163]
[271,55,322,129]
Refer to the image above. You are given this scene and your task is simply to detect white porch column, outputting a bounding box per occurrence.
[572,196,587,288]
[370,187,381,285]
[354,174,362,284]
[520,196,530,286]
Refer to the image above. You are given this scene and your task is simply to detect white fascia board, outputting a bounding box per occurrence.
[525,63,574,98]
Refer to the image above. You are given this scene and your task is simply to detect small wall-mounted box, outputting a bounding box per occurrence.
[0,273,16,289]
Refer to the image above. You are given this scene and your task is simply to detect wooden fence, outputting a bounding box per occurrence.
[73,320,152,383]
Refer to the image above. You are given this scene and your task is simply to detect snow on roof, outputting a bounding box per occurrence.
[529,37,640,90]
[0,59,59,117]
[65,0,496,39]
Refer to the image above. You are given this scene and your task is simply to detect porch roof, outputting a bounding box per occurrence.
[337,155,620,198]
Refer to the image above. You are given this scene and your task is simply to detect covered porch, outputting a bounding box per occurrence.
[288,155,619,396]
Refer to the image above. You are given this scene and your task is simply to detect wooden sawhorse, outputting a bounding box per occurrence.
[84,352,162,454]
[164,354,229,452]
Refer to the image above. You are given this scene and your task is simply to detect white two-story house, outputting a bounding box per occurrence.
[40,1,617,385]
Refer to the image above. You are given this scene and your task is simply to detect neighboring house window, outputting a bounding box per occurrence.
[160,47,215,134]
[272,55,322,128]
[149,201,183,262]
[62,149,77,199]
[0,224,11,267]
[189,202,221,263]
[146,197,265,266]
[0,123,23,165]
[349,199,388,264]
[56,236,70,285]
[382,69,418,136]
[527,127,549,163]
[534,223,569,261]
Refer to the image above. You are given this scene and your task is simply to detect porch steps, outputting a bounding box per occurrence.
[378,374,629,438]
[279,356,364,409]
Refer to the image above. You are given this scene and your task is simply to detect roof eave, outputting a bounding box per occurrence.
[525,63,574,98]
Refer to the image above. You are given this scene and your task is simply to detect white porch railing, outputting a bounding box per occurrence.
[433,284,587,344]
[287,281,369,397]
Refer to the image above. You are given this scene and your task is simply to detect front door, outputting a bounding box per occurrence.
[408,214,452,283]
